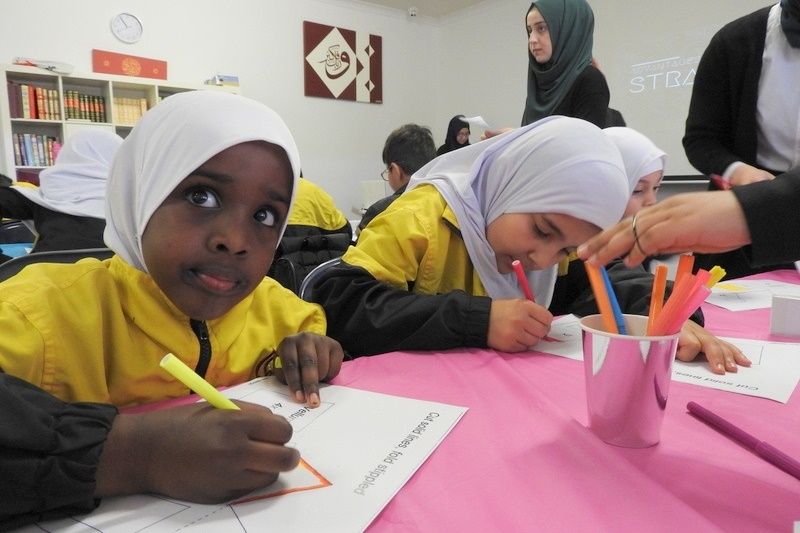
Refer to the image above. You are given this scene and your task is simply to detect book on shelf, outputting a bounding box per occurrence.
[12,133,22,165]
[7,81,20,118]
[62,91,106,123]
[48,88,59,120]
[36,135,47,165]
[19,84,31,119]
[15,133,59,167]
[35,86,46,120]
[22,133,34,165]
[7,83,60,120]
[113,96,147,125]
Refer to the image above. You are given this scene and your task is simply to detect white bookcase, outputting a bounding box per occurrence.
[0,64,238,184]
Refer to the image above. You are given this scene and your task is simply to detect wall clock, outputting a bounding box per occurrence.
[110,13,143,44]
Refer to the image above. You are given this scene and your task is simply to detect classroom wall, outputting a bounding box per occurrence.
[0,0,445,216]
[0,0,772,214]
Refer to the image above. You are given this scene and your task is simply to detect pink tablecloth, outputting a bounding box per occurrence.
[331,270,800,532]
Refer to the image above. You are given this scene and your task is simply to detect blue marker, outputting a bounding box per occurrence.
[600,266,627,335]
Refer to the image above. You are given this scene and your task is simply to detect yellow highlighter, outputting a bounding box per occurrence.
[705,266,727,288]
[159,353,240,410]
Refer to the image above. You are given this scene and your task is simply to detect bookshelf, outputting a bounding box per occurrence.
[0,64,239,184]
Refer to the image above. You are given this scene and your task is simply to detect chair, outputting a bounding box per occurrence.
[298,257,342,301]
[0,219,36,244]
[0,247,114,283]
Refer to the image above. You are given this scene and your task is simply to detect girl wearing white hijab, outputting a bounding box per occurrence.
[571,126,749,374]
[313,116,745,372]
[0,91,344,518]
[603,127,667,218]
[315,116,629,355]
[1,128,122,254]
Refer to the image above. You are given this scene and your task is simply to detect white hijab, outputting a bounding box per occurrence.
[603,127,667,194]
[407,115,628,306]
[13,128,123,219]
[104,91,301,273]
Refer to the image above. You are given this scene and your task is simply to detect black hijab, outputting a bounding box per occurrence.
[437,115,470,155]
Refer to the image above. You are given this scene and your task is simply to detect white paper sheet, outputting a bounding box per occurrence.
[534,315,800,403]
[18,378,467,533]
[459,115,492,130]
[671,337,800,403]
[705,279,800,311]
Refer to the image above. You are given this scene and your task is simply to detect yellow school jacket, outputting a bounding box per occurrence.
[343,183,486,296]
[315,183,667,357]
[0,255,326,407]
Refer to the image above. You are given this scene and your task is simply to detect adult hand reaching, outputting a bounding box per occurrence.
[577,191,751,268]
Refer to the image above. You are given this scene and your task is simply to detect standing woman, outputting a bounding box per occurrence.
[436,115,471,156]
[522,0,609,128]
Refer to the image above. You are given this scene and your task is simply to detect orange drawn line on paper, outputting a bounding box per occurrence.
[231,458,332,505]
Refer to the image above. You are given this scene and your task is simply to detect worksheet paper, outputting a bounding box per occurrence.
[535,315,800,403]
[18,378,467,533]
[705,279,800,311]
[460,115,493,130]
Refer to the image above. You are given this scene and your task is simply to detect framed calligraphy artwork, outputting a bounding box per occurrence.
[303,21,382,104]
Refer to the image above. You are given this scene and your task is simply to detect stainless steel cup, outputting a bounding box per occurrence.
[579,314,680,448]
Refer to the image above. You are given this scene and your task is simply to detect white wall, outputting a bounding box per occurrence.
[0,0,442,216]
[434,1,527,142]
[435,0,769,177]
[0,0,773,214]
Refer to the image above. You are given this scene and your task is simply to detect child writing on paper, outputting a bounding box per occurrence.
[309,116,738,372]
[601,127,748,372]
[0,91,343,527]
[554,128,748,373]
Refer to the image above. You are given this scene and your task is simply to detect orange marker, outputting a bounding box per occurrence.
[647,265,668,335]
[675,254,695,285]
[585,262,618,334]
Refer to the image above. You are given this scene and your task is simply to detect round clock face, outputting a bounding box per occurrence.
[110,13,143,44]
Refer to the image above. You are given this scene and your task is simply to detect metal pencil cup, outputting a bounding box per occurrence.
[579,314,680,448]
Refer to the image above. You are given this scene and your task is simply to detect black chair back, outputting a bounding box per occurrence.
[0,247,114,283]
[0,220,36,244]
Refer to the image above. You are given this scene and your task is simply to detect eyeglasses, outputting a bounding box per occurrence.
[457,131,470,138]
[381,168,389,181]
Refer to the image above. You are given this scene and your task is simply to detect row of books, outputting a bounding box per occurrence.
[12,132,61,167]
[114,97,148,126]
[7,81,60,120]
[64,90,107,123]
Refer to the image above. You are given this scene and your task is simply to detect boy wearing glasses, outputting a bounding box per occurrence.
[357,124,435,236]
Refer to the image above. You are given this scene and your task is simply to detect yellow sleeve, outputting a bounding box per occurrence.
[342,186,439,290]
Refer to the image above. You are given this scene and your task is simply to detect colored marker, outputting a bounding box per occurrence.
[512,259,559,342]
[647,265,668,335]
[688,402,800,481]
[585,262,619,334]
[512,260,535,301]
[706,265,727,288]
[160,353,240,410]
[600,265,627,335]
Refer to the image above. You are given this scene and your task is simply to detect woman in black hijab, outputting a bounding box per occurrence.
[436,115,471,155]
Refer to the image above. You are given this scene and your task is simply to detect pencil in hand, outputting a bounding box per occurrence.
[511,259,559,342]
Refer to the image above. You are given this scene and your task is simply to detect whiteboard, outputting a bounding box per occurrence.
[592,0,771,176]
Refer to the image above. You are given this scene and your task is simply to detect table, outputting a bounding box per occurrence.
[330,270,800,532]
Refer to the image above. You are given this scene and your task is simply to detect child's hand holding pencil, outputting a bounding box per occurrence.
[512,260,561,343]
[484,260,555,351]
